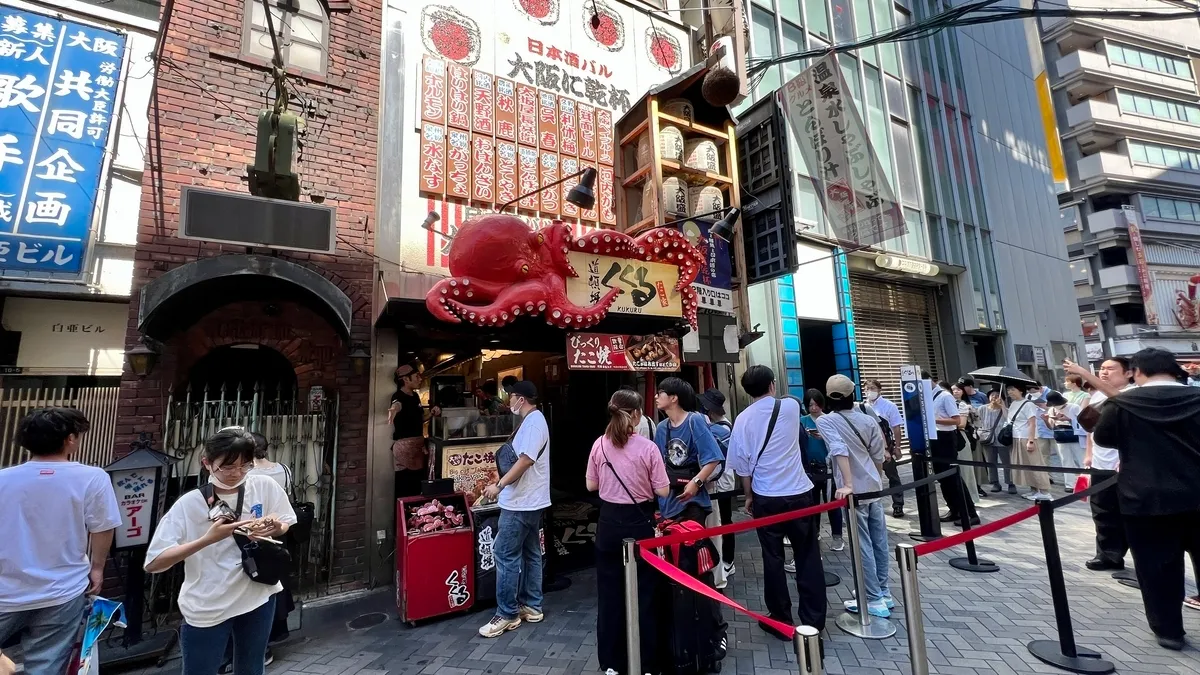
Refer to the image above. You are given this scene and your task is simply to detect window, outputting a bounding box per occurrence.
[751,8,781,97]
[947,219,964,266]
[927,214,946,262]
[961,114,987,229]
[903,207,926,258]
[807,0,831,40]
[243,0,329,74]
[1098,247,1128,268]
[1116,91,1200,126]
[928,96,956,218]
[839,53,862,112]
[830,0,854,44]
[1106,42,1193,81]
[864,65,894,191]
[781,22,805,82]
[892,120,918,207]
[965,225,986,328]
[885,74,906,120]
[980,231,1003,328]
[1060,204,1080,231]
[873,0,900,77]
[1069,258,1091,285]
[795,174,823,229]
[945,107,972,223]
[779,0,803,25]
[910,86,938,214]
[1142,195,1200,222]
[1129,140,1200,173]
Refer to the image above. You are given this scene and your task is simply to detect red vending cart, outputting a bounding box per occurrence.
[396,493,476,623]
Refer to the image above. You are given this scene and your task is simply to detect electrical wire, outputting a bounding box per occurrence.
[746,0,1199,77]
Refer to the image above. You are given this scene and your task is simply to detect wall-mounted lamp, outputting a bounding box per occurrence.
[500,167,597,212]
[126,342,160,378]
[663,206,741,242]
[348,344,371,376]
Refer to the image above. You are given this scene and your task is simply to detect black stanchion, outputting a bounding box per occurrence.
[909,456,943,543]
[1027,499,1116,674]
[948,476,998,573]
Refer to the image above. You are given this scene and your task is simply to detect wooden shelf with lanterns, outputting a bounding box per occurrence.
[660,159,733,187]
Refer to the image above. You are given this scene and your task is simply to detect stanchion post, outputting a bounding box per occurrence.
[835,493,896,639]
[622,538,642,675]
[1026,500,1115,674]
[793,625,823,675]
[909,456,942,542]
[896,544,928,675]
[947,471,998,573]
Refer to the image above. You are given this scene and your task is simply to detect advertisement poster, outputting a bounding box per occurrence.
[0,7,127,276]
[1122,205,1159,326]
[679,218,733,315]
[566,332,681,371]
[402,0,691,274]
[111,468,155,549]
[564,251,681,317]
[779,55,906,248]
[440,441,500,507]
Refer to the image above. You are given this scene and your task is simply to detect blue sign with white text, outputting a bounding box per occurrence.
[0,7,125,276]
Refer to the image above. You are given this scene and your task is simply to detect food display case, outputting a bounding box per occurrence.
[395,493,475,624]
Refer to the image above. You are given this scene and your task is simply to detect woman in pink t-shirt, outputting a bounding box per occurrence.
[586,388,669,674]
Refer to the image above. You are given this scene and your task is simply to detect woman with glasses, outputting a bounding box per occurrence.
[145,428,297,675]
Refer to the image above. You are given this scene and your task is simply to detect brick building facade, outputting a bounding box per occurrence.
[116,0,381,591]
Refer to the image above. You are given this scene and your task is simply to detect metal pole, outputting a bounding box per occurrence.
[1026,500,1115,673]
[623,538,642,675]
[793,625,823,675]
[896,544,929,675]
[835,493,896,638]
[947,471,998,573]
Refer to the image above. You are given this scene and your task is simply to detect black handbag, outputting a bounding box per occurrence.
[199,482,292,586]
[280,464,315,544]
[1053,426,1077,443]
[996,400,1028,447]
[663,415,703,493]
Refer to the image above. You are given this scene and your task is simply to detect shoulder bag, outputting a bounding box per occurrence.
[747,399,782,479]
[199,482,292,586]
[663,413,704,493]
[280,463,315,544]
[996,400,1028,447]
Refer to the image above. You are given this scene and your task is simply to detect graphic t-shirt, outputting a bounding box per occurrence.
[654,413,723,518]
[499,410,551,512]
[0,461,121,611]
[707,420,736,494]
[146,474,297,628]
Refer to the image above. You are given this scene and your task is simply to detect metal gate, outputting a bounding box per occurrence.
[150,383,341,618]
[851,276,946,399]
[0,386,120,469]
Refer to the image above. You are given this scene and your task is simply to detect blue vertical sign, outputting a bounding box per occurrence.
[0,7,125,276]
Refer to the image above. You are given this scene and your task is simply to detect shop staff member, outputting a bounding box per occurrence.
[479,381,551,638]
[388,363,439,499]
[726,366,825,640]
[1093,348,1200,651]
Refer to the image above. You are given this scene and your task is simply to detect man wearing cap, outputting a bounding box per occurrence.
[388,362,440,499]
[957,377,988,406]
[699,388,737,586]
[479,381,551,638]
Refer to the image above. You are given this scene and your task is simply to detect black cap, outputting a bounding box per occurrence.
[507,380,538,401]
[957,377,975,388]
[698,388,726,415]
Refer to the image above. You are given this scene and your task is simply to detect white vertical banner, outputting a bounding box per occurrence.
[778,55,906,247]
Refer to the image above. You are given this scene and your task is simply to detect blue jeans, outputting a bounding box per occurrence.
[495,508,544,620]
[853,500,891,603]
[180,596,275,675]
[0,593,88,675]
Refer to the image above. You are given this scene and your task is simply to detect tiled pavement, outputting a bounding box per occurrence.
[133,479,1199,675]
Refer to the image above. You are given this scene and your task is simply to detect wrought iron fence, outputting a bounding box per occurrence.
[0,386,120,469]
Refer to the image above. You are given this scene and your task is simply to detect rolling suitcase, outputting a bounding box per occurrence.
[656,520,725,674]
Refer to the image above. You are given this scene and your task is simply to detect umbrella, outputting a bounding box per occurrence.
[968,366,1039,389]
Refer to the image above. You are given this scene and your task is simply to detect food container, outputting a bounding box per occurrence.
[683,139,720,173]
[662,98,695,122]
[643,177,689,219]
[688,185,724,216]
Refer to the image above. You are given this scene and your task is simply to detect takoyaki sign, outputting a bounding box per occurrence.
[566,332,681,372]
[400,0,692,275]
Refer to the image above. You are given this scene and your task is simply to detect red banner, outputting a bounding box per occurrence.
[495,77,517,141]
[418,123,446,193]
[566,333,681,371]
[420,56,446,125]
[1124,206,1158,325]
[517,84,538,146]
[540,151,560,215]
[559,96,578,157]
[447,63,471,130]
[446,129,471,199]
[496,140,518,205]
[596,108,614,165]
[560,156,580,218]
[578,103,597,161]
[471,71,494,135]
[538,90,559,152]
[471,135,495,203]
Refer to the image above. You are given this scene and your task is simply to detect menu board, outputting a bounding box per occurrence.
[440,441,502,510]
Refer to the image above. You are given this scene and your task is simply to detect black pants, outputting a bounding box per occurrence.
[394,468,424,500]
[1089,469,1127,564]
[595,501,657,673]
[1124,510,1200,640]
[752,491,826,630]
[807,470,843,537]
[715,492,735,563]
[882,458,904,508]
[932,431,977,521]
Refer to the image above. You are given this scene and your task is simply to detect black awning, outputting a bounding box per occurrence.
[138,254,353,341]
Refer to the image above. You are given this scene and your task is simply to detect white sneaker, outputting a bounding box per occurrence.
[518,605,544,623]
[882,595,896,609]
[723,562,736,577]
[784,559,796,573]
[1022,491,1040,501]
[844,598,891,618]
[479,615,521,638]
[831,537,845,551]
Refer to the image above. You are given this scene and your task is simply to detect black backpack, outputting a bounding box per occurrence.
[857,402,895,453]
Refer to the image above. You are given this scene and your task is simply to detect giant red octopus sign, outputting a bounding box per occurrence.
[426,213,702,330]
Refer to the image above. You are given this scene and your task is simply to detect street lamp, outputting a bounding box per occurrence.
[500,167,598,212]
[662,206,741,242]
[125,342,160,378]
[348,344,371,376]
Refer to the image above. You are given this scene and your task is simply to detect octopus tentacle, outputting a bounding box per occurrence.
[426,277,502,323]
[442,280,555,328]
[542,278,622,330]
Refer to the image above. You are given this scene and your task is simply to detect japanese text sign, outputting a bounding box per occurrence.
[779,55,905,248]
[566,332,680,372]
[440,441,500,508]
[680,218,733,315]
[565,251,680,318]
[111,467,155,548]
[0,8,126,276]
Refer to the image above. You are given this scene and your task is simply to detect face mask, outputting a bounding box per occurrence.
[511,398,524,418]
[210,472,247,490]
[866,390,880,401]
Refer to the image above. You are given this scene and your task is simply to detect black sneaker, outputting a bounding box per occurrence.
[758,617,791,642]
[218,661,233,675]
[892,505,904,518]
[264,648,274,668]
[1156,635,1185,651]
[990,484,1002,493]
[1085,558,1124,571]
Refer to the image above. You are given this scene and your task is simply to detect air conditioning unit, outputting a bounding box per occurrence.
[180,187,336,254]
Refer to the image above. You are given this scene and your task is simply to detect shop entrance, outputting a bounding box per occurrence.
[179,344,298,400]
[799,321,837,394]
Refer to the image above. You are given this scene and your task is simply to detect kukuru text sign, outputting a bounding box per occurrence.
[0,7,126,276]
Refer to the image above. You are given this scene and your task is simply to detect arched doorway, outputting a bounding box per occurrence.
[178,343,299,402]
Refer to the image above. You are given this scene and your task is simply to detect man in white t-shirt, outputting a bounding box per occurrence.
[0,408,120,674]
[929,375,978,526]
[479,381,550,638]
[1069,357,1135,572]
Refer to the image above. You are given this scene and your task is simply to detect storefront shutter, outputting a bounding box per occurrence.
[850,275,946,405]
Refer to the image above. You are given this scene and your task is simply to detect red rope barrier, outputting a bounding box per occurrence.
[913,505,1039,557]
[641,548,797,639]
[639,498,848,549]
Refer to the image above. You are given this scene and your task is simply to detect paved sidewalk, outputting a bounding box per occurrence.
[133,480,1200,675]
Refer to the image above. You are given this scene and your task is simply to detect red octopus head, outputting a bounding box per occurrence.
[446,213,578,282]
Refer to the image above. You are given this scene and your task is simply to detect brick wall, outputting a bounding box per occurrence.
[117,0,381,591]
